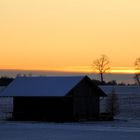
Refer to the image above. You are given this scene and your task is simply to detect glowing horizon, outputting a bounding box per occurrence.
[0,66,138,74]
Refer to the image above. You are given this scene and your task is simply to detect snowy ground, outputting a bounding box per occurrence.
[1,120,140,140]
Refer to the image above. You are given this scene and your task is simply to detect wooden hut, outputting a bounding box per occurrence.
[0,76,106,121]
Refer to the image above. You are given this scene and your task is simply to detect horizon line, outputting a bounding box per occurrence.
[0,66,138,75]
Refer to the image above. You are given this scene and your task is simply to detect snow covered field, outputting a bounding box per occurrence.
[1,120,140,140]
[100,86,140,119]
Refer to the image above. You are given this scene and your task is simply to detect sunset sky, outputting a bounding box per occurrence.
[0,0,140,74]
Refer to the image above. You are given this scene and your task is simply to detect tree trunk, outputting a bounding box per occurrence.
[134,74,140,85]
[100,73,104,84]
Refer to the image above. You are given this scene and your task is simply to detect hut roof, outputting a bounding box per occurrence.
[0,76,106,97]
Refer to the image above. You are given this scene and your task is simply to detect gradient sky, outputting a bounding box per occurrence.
[0,0,140,73]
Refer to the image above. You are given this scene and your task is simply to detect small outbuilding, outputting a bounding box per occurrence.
[0,76,106,121]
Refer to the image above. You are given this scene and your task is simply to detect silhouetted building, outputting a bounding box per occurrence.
[0,76,106,121]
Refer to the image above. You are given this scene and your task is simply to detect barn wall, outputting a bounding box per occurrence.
[72,78,100,120]
[13,97,73,121]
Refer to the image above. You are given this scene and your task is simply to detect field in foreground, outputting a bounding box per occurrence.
[1,120,140,140]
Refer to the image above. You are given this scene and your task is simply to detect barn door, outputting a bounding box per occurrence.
[74,96,99,120]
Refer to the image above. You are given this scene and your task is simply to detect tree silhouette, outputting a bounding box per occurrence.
[92,54,110,84]
[106,89,120,118]
[0,77,14,86]
[134,57,140,85]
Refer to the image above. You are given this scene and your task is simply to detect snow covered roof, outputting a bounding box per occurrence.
[0,76,86,97]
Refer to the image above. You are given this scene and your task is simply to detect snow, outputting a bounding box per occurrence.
[0,76,85,97]
[100,86,140,119]
[0,97,13,120]
[0,87,12,120]
[1,120,140,140]
[100,85,140,94]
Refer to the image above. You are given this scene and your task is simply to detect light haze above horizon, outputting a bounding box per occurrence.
[0,0,140,73]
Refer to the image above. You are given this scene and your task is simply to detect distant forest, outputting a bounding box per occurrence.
[0,77,14,86]
[91,79,135,86]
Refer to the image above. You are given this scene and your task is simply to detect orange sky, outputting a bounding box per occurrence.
[0,0,140,74]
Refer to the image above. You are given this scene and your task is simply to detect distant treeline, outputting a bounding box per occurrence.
[0,77,14,86]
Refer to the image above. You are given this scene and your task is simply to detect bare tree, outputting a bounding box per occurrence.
[106,89,120,119]
[92,54,110,84]
[134,57,140,85]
